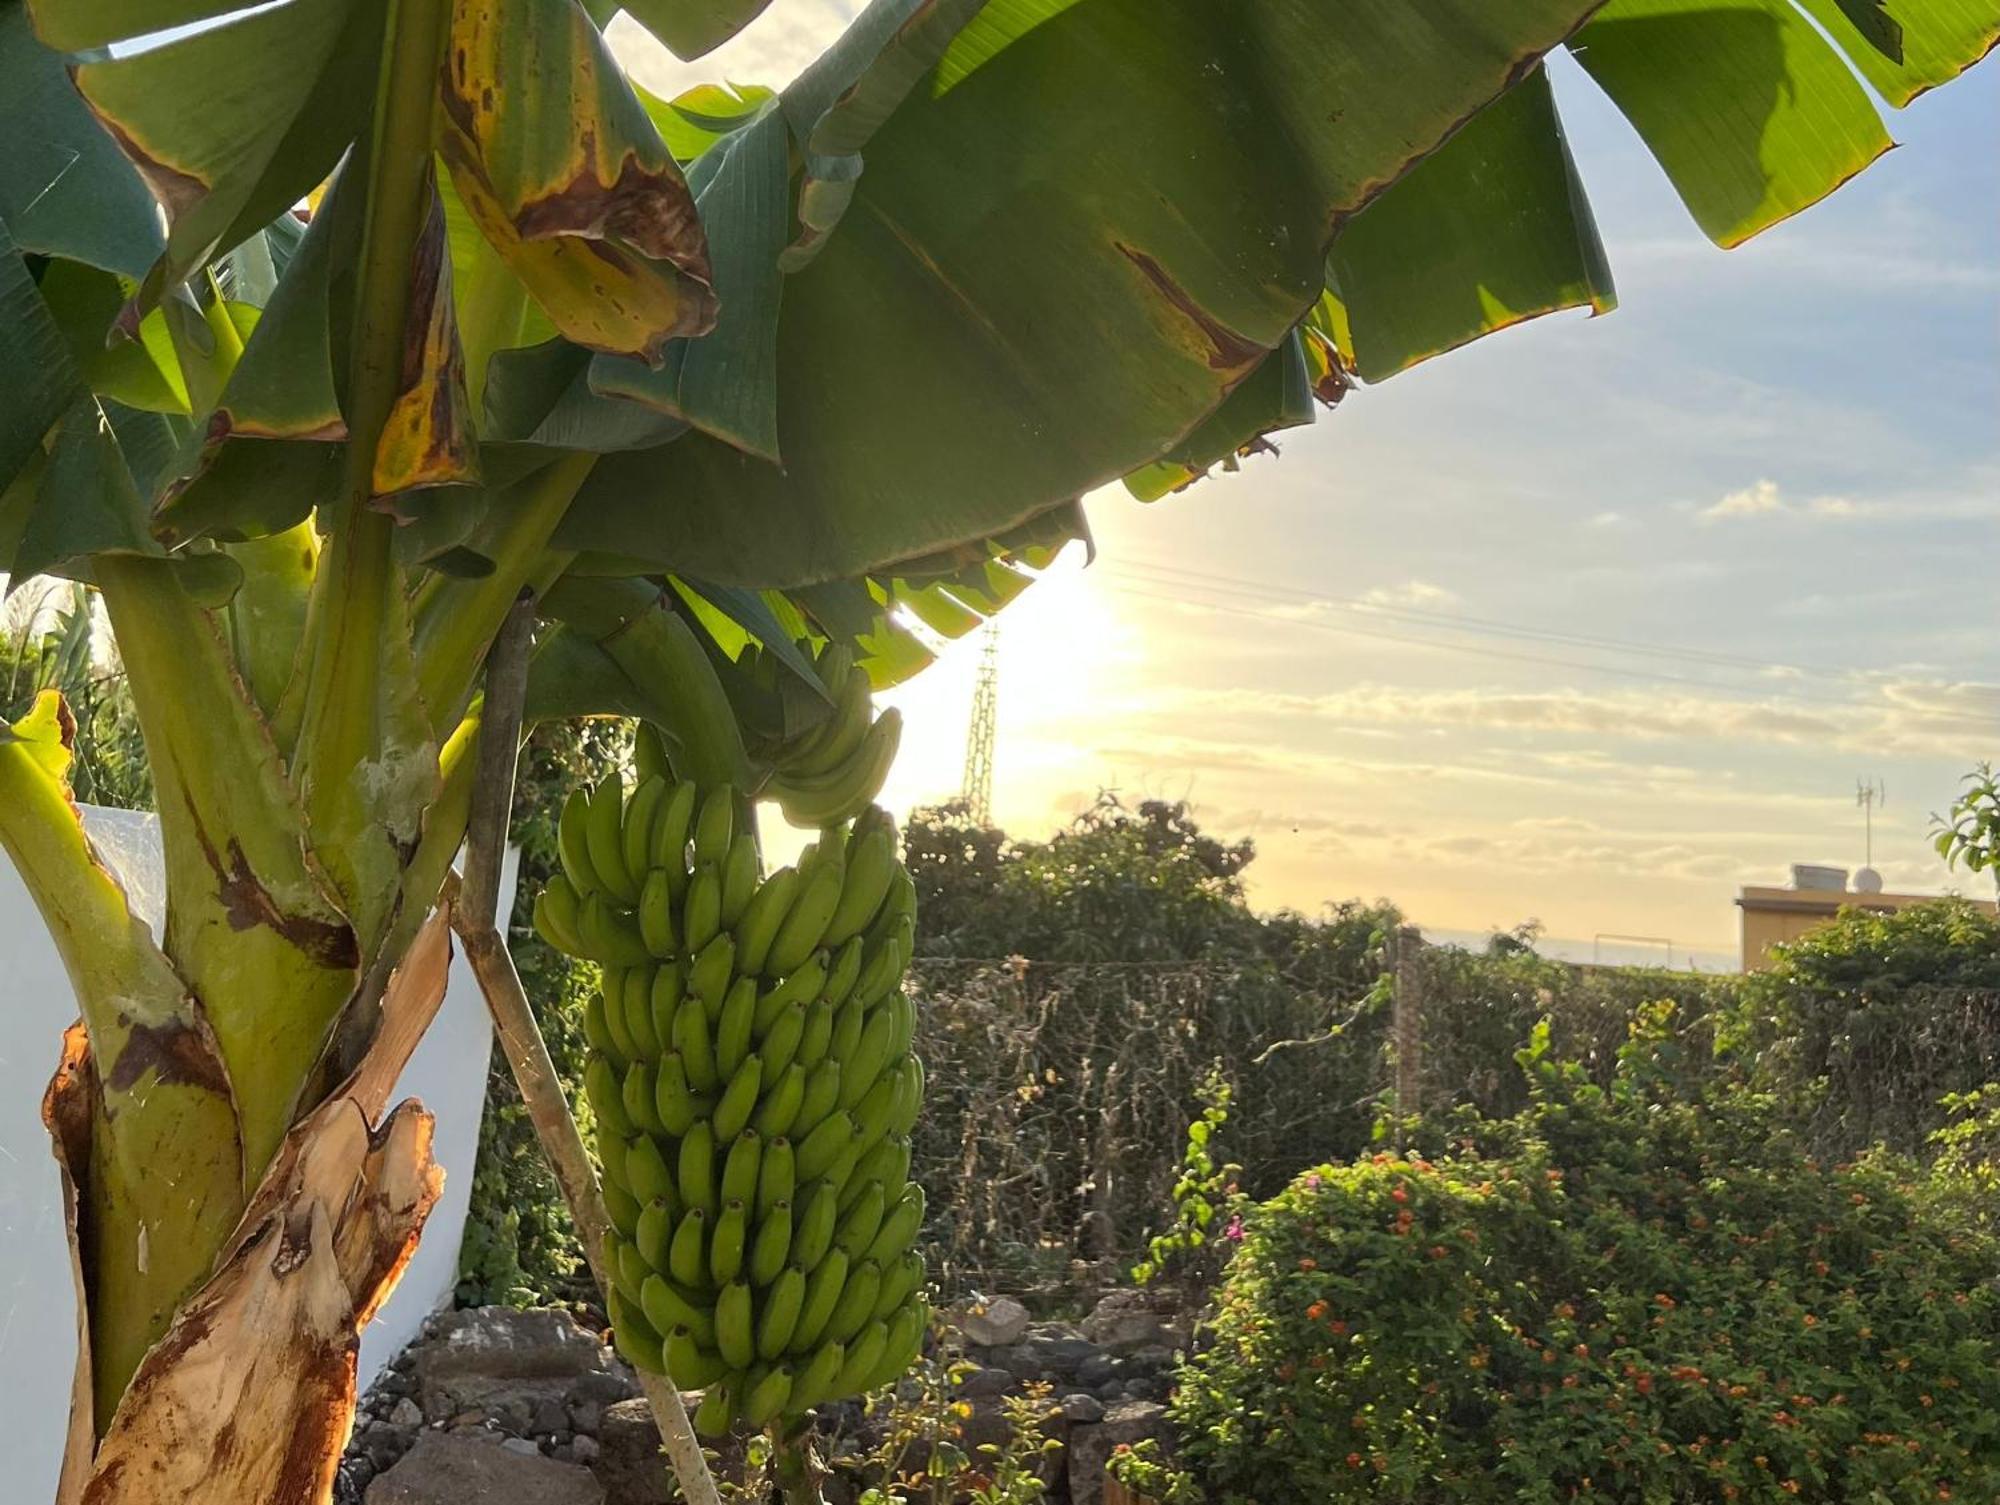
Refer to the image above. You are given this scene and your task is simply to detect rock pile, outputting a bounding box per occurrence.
[338,1291,1181,1505]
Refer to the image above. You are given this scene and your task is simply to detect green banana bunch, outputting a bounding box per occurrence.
[747,639,905,830]
[540,776,929,1439]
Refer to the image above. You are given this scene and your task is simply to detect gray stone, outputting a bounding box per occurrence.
[1066,1402,1169,1505]
[1022,1336,1098,1381]
[503,1437,545,1457]
[591,1398,669,1505]
[571,1435,600,1466]
[389,1398,424,1431]
[1059,1393,1105,1424]
[956,1365,1017,1398]
[1081,1292,1185,1355]
[1076,1353,1121,1389]
[1122,1346,1176,1375]
[567,1368,638,1435]
[958,1295,1032,1348]
[417,1308,613,1420]
[365,1431,604,1505]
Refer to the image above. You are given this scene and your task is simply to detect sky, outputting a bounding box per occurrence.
[618,11,2000,970]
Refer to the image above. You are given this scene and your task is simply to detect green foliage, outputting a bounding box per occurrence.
[1131,1070,1246,1293]
[1146,1013,2000,1505]
[1724,899,2000,1158]
[1,584,151,811]
[1933,763,2000,895]
[456,715,630,1309]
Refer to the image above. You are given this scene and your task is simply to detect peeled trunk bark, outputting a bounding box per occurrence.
[52,913,452,1505]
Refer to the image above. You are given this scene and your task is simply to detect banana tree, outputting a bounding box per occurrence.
[0,0,1991,1495]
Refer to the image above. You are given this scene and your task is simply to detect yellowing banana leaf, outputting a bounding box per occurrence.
[63,0,389,319]
[371,180,480,499]
[1795,0,1996,107]
[438,0,717,361]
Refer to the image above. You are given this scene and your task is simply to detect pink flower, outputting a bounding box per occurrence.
[1223,1215,1246,1243]
[1303,1174,1322,1191]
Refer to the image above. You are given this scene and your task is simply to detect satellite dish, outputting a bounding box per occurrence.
[1853,866,1883,894]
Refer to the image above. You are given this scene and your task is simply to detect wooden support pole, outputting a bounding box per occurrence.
[453,598,722,1505]
[1392,925,1424,1144]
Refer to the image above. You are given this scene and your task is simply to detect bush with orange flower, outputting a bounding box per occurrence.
[1124,1007,2000,1504]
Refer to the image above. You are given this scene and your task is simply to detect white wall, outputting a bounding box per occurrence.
[0,807,507,1497]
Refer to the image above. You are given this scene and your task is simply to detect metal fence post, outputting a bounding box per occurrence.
[1393,925,1425,1143]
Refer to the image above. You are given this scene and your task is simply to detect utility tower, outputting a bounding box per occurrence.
[960,623,999,826]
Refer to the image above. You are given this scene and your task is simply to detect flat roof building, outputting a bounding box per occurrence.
[1737,863,1996,970]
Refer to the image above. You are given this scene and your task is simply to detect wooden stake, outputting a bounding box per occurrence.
[454,598,722,1505]
[1392,925,1424,1144]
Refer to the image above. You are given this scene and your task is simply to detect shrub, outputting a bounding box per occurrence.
[1149,1014,2000,1504]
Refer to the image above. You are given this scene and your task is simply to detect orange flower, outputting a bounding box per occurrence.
[1306,1301,1329,1321]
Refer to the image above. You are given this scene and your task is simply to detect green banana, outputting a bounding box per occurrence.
[638,867,679,959]
[765,857,845,977]
[649,964,685,1051]
[885,990,918,1062]
[710,1199,748,1285]
[864,1184,925,1266]
[889,1056,924,1136]
[635,1199,674,1272]
[770,710,902,828]
[534,874,587,957]
[598,1131,633,1195]
[756,1265,806,1359]
[844,1136,910,1213]
[862,1299,929,1391]
[749,1200,793,1287]
[827,996,865,1066]
[622,775,668,887]
[558,788,604,897]
[586,776,638,902]
[789,1337,844,1412]
[652,780,697,889]
[582,989,625,1070]
[787,657,869,777]
[821,935,865,1009]
[605,1232,646,1307]
[852,934,906,1009]
[791,1181,839,1272]
[753,950,827,1033]
[825,1260,883,1346]
[598,969,638,1059]
[603,1182,641,1240]
[759,1001,807,1079]
[753,1063,807,1140]
[673,991,717,1092]
[623,966,663,1059]
[796,998,835,1071]
[872,1250,924,1323]
[585,1056,634,1137]
[683,864,722,953]
[833,1181,887,1261]
[579,893,654,968]
[851,1070,901,1156]
[677,1120,717,1215]
[716,1280,755,1369]
[720,1129,763,1207]
[734,865,801,977]
[721,832,759,928]
[653,1053,699,1136]
[819,1124,869,1202]
[796,1110,856,1181]
[796,1059,842,1136]
[612,1304,665,1375]
[823,825,898,948]
[712,1053,762,1144]
[625,1134,676,1206]
[641,1272,716,1348]
[716,977,757,1079]
[668,1206,709,1289]
[757,1137,795,1221]
[788,1248,849,1356]
[831,1319,889,1397]
[664,1328,728,1389]
[692,785,735,869]
[742,1364,794,1427]
[622,1060,666,1137]
[688,930,734,1015]
[837,1007,896,1111]
[633,722,671,783]
[693,1376,736,1437]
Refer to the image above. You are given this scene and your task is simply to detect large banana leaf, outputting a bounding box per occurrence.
[3,0,1995,631]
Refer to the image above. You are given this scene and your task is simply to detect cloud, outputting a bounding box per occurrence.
[1359,580,1460,610]
[1696,479,1861,524]
[1587,511,1628,528]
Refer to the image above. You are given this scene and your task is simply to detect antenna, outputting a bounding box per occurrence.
[960,623,999,827]
[1856,777,1886,868]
